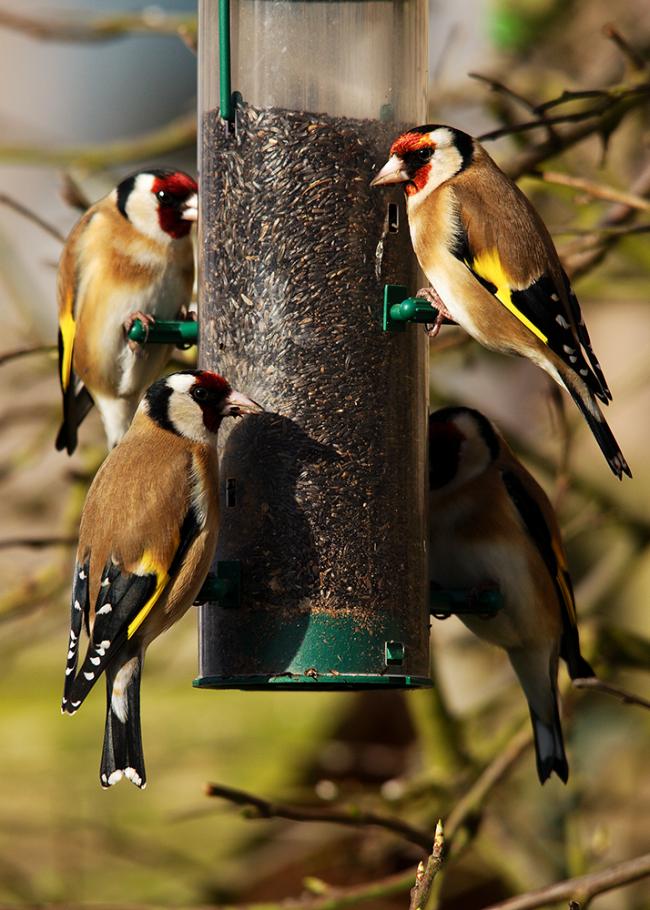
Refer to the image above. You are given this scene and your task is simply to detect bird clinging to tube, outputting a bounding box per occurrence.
[56,169,198,454]
[61,370,262,789]
[371,125,630,480]
[428,405,595,784]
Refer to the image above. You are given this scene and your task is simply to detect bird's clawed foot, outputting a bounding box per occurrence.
[123,311,156,352]
[416,286,455,338]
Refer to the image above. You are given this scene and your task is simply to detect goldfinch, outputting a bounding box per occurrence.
[56,168,198,454]
[428,406,595,783]
[371,126,630,480]
[61,370,262,789]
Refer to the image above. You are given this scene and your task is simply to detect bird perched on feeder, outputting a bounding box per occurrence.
[56,168,198,454]
[428,405,595,784]
[370,125,630,480]
[61,370,262,789]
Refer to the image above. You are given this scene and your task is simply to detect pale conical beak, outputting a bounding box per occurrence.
[181,193,198,221]
[220,389,264,417]
[370,155,409,187]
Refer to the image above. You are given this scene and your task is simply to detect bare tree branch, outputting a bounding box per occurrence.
[602,22,648,72]
[0,345,55,368]
[0,193,65,242]
[481,851,650,910]
[478,83,649,144]
[532,170,650,211]
[562,160,650,278]
[0,112,196,171]
[409,821,444,910]
[60,172,92,212]
[0,9,197,51]
[0,537,76,550]
[204,781,435,851]
[501,85,649,181]
[470,72,559,143]
[572,677,650,710]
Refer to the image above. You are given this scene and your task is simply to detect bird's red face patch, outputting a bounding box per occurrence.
[390,131,434,158]
[191,371,232,433]
[152,172,198,239]
[390,132,436,195]
[194,371,230,395]
[429,419,464,489]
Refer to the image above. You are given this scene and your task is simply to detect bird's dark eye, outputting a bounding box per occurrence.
[192,385,209,402]
[416,148,433,162]
[156,189,171,205]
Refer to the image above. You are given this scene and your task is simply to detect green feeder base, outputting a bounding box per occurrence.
[193,673,432,690]
[194,607,432,691]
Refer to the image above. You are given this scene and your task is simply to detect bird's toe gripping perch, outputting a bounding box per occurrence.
[382,284,456,332]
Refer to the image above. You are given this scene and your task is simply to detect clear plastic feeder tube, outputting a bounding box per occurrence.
[197,0,430,689]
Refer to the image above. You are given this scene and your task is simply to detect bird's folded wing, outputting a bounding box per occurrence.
[61,503,202,713]
[56,220,86,396]
[450,202,610,404]
[500,468,576,629]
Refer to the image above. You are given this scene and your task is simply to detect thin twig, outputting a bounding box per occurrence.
[562,159,650,278]
[0,193,65,242]
[60,173,92,212]
[469,72,543,115]
[0,9,197,50]
[479,84,649,143]
[534,89,611,114]
[204,782,434,852]
[0,537,76,550]
[0,345,56,368]
[572,677,650,711]
[603,23,648,72]
[503,86,650,180]
[533,170,650,211]
[481,851,650,910]
[470,72,559,142]
[560,224,650,238]
[409,821,444,910]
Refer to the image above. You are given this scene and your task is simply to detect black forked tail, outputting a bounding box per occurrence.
[100,651,146,789]
[566,383,631,480]
[530,700,569,785]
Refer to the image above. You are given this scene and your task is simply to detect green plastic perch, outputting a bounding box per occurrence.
[127,318,198,346]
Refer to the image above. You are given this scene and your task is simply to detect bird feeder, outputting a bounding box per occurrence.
[195,0,431,689]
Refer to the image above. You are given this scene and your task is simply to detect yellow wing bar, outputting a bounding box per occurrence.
[59,309,76,392]
[551,537,576,626]
[127,551,170,639]
[470,249,548,345]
